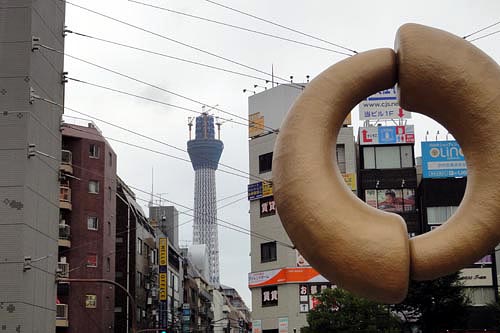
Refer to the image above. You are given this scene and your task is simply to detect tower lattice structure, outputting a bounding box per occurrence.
[187,113,224,285]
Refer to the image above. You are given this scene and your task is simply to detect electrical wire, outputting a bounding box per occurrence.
[128,0,352,57]
[469,29,500,42]
[47,125,293,248]
[59,0,306,90]
[36,96,269,183]
[204,0,358,54]
[65,30,272,83]
[39,43,278,134]
[463,20,500,39]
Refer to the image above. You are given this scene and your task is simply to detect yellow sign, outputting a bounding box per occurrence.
[159,272,167,301]
[342,173,357,191]
[249,112,265,138]
[343,112,352,126]
[262,180,273,198]
[159,238,168,266]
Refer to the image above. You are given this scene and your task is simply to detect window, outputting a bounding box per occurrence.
[87,216,98,230]
[365,189,415,213]
[108,186,112,201]
[144,244,150,258]
[88,180,99,194]
[335,144,346,173]
[427,206,458,225]
[85,294,97,308]
[107,221,111,236]
[363,145,414,169]
[261,242,277,263]
[262,286,278,307]
[106,257,111,272]
[259,152,273,173]
[137,238,143,254]
[89,144,100,158]
[173,274,179,292]
[109,152,112,166]
[137,271,143,288]
[260,196,276,218]
[86,254,98,267]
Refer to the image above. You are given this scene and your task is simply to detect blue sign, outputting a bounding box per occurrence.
[248,182,263,201]
[421,141,467,178]
[378,127,397,144]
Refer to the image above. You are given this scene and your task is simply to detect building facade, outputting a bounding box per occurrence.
[57,123,117,332]
[115,178,158,332]
[247,84,355,332]
[0,1,65,330]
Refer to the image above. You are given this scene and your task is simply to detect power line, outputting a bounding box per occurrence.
[36,96,268,182]
[62,119,255,181]
[204,0,358,54]
[57,155,291,248]
[38,121,290,247]
[128,0,352,56]
[463,20,500,39]
[469,29,500,42]
[65,30,272,83]
[59,0,306,90]
[39,43,278,133]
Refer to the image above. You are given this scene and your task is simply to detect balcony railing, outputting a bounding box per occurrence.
[57,262,69,279]
[56,304,69,327]
[60,150,73,174]
[58,224,71,248]
[59,186,72,210]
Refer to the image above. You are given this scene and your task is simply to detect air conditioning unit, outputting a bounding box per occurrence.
[145,283,150,290]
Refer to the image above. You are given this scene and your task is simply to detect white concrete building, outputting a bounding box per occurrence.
[247,84,357,332]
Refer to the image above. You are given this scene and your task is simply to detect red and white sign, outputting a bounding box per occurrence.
[359,125,415,145]
[249,267,329,288]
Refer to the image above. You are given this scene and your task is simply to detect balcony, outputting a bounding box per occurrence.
[60,150,73,174]
[59,185,72,211]
[56,304,69,327]
[57,262,69,279]
[58,224,71,248]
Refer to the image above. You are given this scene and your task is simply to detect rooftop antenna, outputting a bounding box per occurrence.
[188,117,195,140]
[148,167,154,207]
[272,64,275,87]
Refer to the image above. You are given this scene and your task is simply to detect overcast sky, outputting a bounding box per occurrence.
[61,0,500,307]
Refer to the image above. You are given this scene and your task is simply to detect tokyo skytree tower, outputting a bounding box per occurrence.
[187,113,224,285]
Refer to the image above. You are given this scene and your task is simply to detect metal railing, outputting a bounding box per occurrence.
[56,304,68,319]
[59,186,71,202]
[59,224,70,240]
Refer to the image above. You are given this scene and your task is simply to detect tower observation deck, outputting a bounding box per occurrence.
[187,113,224,285]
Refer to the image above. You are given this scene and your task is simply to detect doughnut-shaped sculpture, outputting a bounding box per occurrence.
[273,23,500,303]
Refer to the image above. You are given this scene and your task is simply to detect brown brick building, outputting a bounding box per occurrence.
[57,122,117,332]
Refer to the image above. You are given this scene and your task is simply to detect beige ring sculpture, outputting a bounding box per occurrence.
[273,23,500,303]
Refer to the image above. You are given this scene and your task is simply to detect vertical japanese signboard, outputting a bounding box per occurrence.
[159,237,168,328]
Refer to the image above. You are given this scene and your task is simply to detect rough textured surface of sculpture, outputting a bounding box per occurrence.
[273,23,500,303]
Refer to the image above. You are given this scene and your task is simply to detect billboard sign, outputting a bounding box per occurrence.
[421,141,467,178]
[359,125,415,145]
[248,180,273,201]
[278,318,288,333]
[365,189,415,213]
[252,320,262,333]
[159,238,168,266]
[460,267,493,287]
[249,267,329,288]
[359,87,412,120]
[249,112,265,138]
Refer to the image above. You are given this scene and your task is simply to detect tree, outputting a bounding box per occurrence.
[392,272,470,332]
[302,288,400,333]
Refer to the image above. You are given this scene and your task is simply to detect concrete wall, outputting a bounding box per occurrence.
[0,0,65,331]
